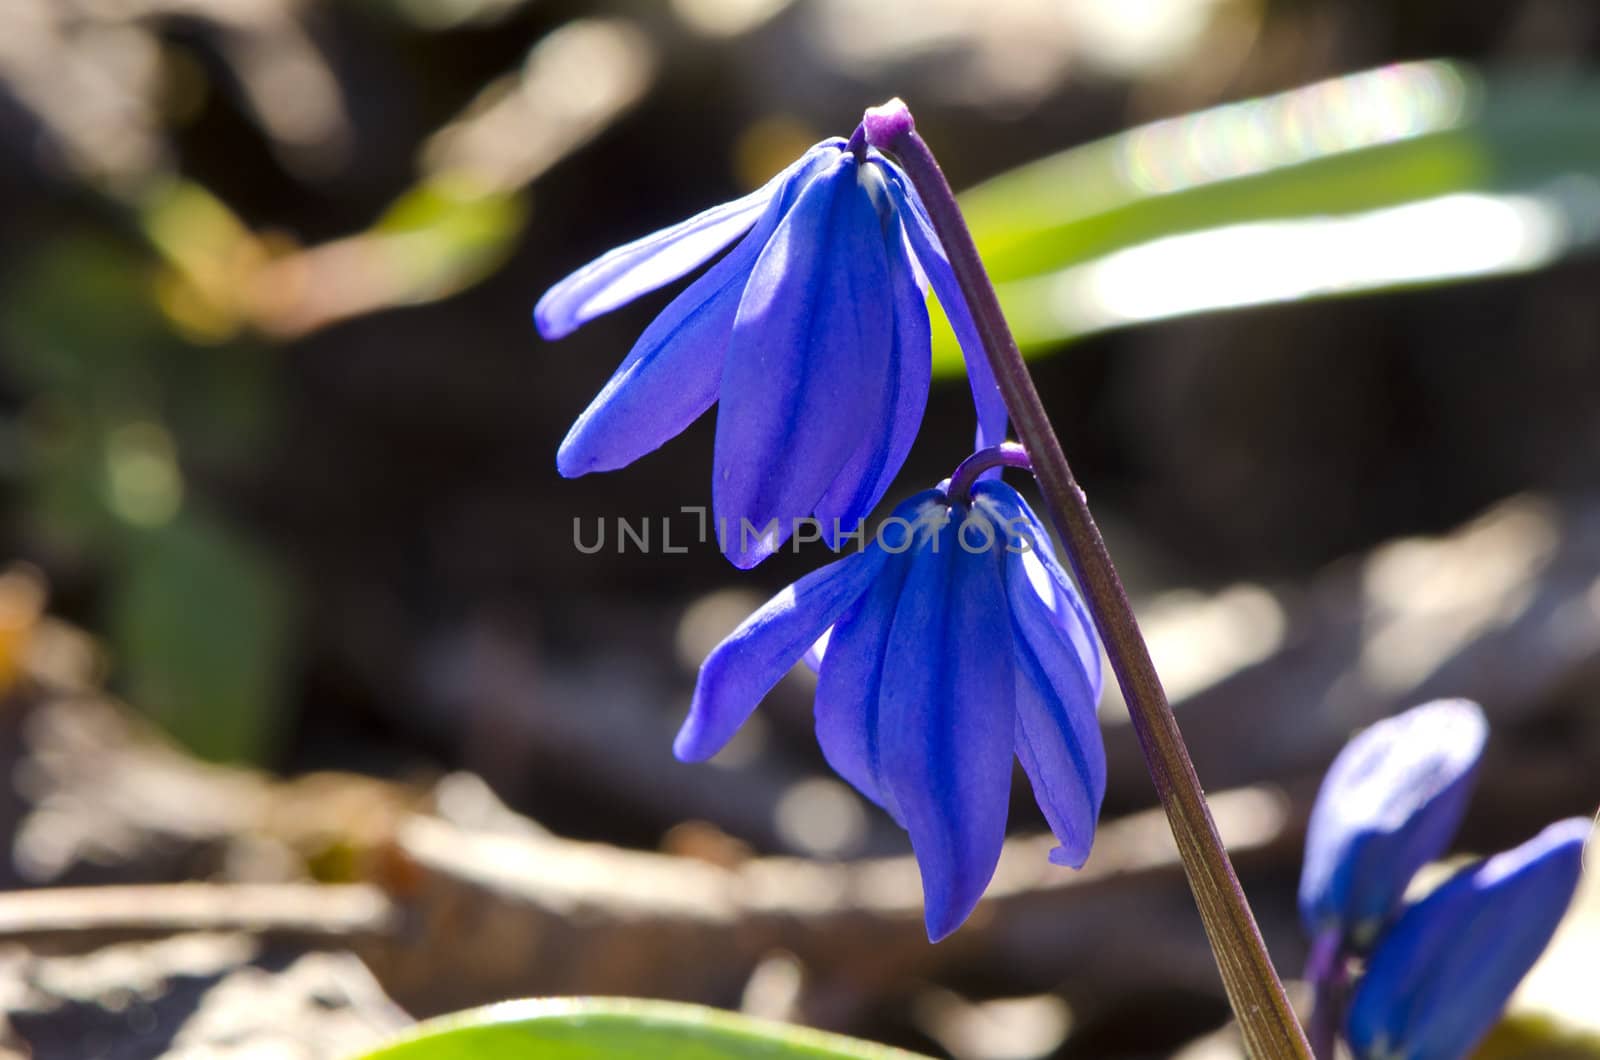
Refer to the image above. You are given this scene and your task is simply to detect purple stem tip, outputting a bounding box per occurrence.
[861,98,915,149]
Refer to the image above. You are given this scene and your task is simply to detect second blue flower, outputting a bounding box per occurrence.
[674,480,1105,940]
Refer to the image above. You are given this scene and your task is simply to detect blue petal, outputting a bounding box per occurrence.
[813,185,933,543]
[1299,699,1488,949]
[813,491,943,823]
[813,561,911,824]
[714,155,895,568]
[975,482,1102,691]
[1346,817,1590,1060]
[974,481,1105,868]
[878,509,1017,940]
[675,546,888,761]
[879,158,1009,450]
[556,150,832,476]
[1009,590,1104,867]
[535,141,842,340]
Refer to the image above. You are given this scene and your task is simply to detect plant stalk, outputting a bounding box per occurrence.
[868,102,1312,1060]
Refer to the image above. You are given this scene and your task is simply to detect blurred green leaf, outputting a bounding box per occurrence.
[109,508,293,763]
[374,176,527,297]
[933,61,1600,374]
[355,998,931,1060]
[1,233,169,415]
[3,230,293,764]
[2,232,278,545]
[3,234,184,554]
[1477,1014,1600,1059]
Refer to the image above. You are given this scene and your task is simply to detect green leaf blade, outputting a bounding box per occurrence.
[930,60,1600,374]
[355,998,932,1060]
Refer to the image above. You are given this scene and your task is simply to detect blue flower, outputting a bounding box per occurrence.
[674,480,1104,940]
[1299,702,1592,1060]
[536,133,1007,569]
[1299,699,1487,950]
[1345,817,1590,1060]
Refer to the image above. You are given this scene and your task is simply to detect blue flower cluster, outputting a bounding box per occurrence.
[539,112,1105,940]
[1300,699,1590,1060]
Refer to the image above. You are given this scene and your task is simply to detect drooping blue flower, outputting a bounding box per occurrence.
[674,480,1104,940]
[1345,817,1590,1060]
[535,132,1007,569]
[1299,699,1487,950]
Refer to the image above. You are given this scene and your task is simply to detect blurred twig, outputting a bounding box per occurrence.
[0,883,392,949]
[149,17,655,341]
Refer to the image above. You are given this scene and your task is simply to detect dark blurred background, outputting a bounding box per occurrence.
[1,2,1599,1058]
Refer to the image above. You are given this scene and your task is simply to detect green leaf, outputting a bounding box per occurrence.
[354,998,932,1060]
[109,508,294,763]
[932,61,1600,374]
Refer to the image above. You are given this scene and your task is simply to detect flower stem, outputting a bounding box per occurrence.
[947,442,1032,502]
[869,102,1312,1060]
